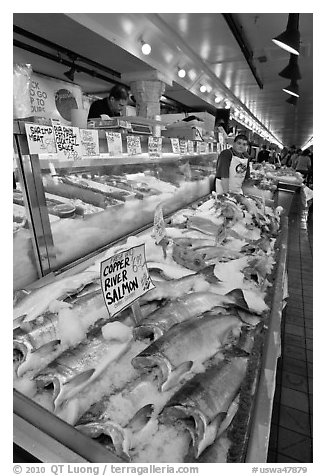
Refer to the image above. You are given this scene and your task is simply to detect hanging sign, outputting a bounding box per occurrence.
[170,138,180,154]
[148,136,162,158]
[100,244,155,318]
[25,123,57,155]
[106,132,123,157]
[52,121,82,160]
[79,129,99,157]
[153,203,166,244]
[127,135,142,155]
[179,139,188,155]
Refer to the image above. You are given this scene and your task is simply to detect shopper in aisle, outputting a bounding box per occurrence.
[293,149,311,182]
[88,84,129,119]
[215,134,251,194]
[257,144,270,163]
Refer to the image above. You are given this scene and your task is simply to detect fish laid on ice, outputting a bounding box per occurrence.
[34,324,132,411]
[132,314,242,392]
[13,270,100,326]
[133,290,248,340]
[13,289,108,378]
[161,356,248,459]
[139,274,210,303]
[147,261,196,279]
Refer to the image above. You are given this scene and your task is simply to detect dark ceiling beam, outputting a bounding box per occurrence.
[222,14,264,90]
[13,25,121,79]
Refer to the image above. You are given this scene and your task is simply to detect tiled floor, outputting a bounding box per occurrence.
[267,191,313,463]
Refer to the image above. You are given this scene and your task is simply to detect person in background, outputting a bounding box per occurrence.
[289,148,301,168]
[215,134,251,194]
[257,144,270,163]
[88,84,129,119]
[285,145,296,166]
[293,149,311,182]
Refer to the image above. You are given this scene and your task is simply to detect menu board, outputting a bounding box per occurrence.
[127,136,142,156]
[100,244,155,318]
[170,138,180,154]
[106,132,123,157]
[25,123,57,155]
[52,121,82,160]
[79,129,99,157]
[148,136,162,158]
[179,139,188,155]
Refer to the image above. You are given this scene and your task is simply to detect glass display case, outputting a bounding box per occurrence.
[13,119,217,289]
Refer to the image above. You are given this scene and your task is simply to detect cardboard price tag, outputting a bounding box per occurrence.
[106,132,123,157]
[52,122,82,160]
[179,139,188,155]
[187,140,194,154]
[170,138,180,154]
[25,123,57,155]
[127,135,142,155]
[148,136,162,158]
[100,244,155,318]
[153,203,166,244]
[80,129,99,157]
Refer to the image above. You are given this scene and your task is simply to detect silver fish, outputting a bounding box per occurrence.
[35,329,131,411]
[13,290,108,378]
[76,404,153,460]
[13,270,100,325]
[139,274,210,303]
[132,314,242,392]
[133,289,248,340]
[161,356,248,459]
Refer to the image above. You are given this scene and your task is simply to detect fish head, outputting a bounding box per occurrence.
[132,324,164,341]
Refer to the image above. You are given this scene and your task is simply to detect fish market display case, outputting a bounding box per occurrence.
[13,119,217,290]
[14,175,288,463]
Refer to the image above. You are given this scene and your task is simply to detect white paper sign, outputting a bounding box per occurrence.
[106,132,123,157]
[153,204,166,244]
[148,136,162,158]
[127,135,142,155]
[100,244,155,318]
[52,122,82,160]
[25,123,57,155]
[79,129,99,157]
[187,141,194,154]
[170,138,180,154]
[179,139,188,155]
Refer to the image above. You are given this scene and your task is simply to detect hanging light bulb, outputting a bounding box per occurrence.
[177,67,186,78]
[272,14,300,56]
[141,41,151,55]
[200,85,207,93]
[283,79,300,97]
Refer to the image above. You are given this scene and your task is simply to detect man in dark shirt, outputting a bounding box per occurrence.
[215,134,251,194]
[88,84,129,119]
[257,145,270,163]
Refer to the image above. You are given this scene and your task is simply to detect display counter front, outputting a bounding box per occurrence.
[13,191,287,464]
[13,121,217,289]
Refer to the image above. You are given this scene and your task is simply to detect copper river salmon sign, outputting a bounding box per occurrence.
[100,244,155,318]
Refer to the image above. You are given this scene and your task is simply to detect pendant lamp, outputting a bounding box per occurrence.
[283,79,300,97]
[272,13,300,55]
[279,54,302,80]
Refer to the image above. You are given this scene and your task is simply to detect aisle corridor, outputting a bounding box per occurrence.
[267,192,313,462]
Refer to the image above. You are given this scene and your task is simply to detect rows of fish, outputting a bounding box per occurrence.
[13,192,282,462]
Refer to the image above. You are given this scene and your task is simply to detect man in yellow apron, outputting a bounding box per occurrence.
[215,134,250,194]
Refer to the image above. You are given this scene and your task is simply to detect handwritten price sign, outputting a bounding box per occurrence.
[100,244,155,317]
[25,123,57,155]
[52,122,82,160]
[106,132,123,157]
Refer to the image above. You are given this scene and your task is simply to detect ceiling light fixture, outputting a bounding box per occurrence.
[177,67,186,78]
[283,79,300,97]
[141,41,151,55]
[279,54,302,80]
[272,13,300,56]
[200,85,207,93]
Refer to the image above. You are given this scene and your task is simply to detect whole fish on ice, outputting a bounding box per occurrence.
[161,356,248,458]
[133,289,248,340]
[132,314,242,391]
